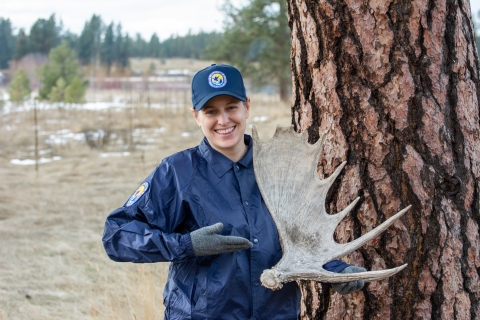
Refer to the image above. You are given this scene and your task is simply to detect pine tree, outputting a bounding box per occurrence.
[148,33,161,58]
[8,69,31,105]
[77,15,103,65]
[13,29,29,60]
[101,23,115,74]
[207,0,290,101]
[0,18,15,68]
[29,14,60,55]
[39,42,87,103]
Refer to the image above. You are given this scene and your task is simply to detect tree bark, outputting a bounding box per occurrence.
[286,0,480,319]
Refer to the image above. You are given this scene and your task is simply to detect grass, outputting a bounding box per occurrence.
[0,87,292,319]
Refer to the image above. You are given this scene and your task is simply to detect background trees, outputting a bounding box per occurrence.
[207,0,291,101]
[28,15,61,55]
[39,42,87,103]
[77,15,103,65]
[8,69,31,105]
[0,18,15,69]
[286,0,480,319]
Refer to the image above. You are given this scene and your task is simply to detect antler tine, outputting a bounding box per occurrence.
[332,205,412,260]
[251,125,260,144]
[331,197,360,226]
[286,264,408,284]
[262,264,408,290]
[316,161,347,190]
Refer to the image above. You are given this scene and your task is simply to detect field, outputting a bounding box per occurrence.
[0,86,291,319]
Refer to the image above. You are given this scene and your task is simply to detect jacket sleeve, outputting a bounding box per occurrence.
[102,160,196,263]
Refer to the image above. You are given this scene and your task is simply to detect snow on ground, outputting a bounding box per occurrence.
[10,156,62,165]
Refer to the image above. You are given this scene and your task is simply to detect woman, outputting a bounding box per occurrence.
[102,64,364,319]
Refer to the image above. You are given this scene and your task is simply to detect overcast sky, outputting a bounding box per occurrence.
[0,0,246,40]
[1,0,480,40]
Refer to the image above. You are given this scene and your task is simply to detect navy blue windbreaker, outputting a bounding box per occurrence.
[102,135,349,320]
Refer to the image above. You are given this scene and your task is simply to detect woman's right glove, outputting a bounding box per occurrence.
[190,222,253,256]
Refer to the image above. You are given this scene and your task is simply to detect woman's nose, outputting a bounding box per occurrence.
[218,112,229,125]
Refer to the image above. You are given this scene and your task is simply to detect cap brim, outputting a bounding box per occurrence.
[194,91,247,110]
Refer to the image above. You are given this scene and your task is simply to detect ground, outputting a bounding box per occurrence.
[0,87,291,319]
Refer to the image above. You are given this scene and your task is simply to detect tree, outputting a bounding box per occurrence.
[13,29,29,60]
[39,42,87,103]
[8,69,31,105]
[78,14,103,65]
[29,14,60,55]
[286,1,480,319]
[101,23,115,74]
[209,0,290,101]
[148,33,161,58]
[0,18,15,68]
[132,33,148,58]
[474,10,480,58]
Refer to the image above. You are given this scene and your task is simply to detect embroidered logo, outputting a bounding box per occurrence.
[126,182,149,207]
[208,71,227,88]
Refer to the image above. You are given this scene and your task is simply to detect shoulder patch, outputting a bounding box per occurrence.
[126,182,149,207]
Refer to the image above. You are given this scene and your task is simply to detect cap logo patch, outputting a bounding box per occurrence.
[126,182,149,207]
[208,71,227,88]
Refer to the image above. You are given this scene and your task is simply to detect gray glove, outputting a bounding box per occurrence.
[331,266,366,295]
[190,223,253,256]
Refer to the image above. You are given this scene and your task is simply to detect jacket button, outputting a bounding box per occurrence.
[253,238,259,244]
[245,201,249,205]
[254,282,260,286]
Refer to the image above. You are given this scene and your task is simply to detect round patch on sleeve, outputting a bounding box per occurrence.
[126,182,150,207]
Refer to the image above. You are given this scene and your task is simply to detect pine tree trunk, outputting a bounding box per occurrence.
[286,0,480,319]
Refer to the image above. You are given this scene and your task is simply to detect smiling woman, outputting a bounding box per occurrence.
[102,63,363,320]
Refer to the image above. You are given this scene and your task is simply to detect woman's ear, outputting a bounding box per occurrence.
[191,108,201,126]
[245,97,251,118]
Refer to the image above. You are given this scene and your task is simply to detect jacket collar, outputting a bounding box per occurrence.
[199,135,253,177]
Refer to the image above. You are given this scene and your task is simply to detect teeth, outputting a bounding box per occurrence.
[216,127,235,134]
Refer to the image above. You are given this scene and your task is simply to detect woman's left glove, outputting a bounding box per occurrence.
[331,266,366,295]
[190,222,253,256]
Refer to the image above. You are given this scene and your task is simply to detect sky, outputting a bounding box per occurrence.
[1,0,480,40]
[0,0,245,40]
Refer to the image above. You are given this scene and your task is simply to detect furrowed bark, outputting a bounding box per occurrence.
[286,0,480,319]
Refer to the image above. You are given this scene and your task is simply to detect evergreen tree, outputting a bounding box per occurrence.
[114,24,124,66]
[475,11,480,59]
[132,33,148,57]
[8,69,31,105]
[39,42,87,103]
[13,29,29,60]
[206,0,290,101]
[115,26,130,70]
[148,33,161,57]
[0,18,15,68]
[29,14,61,54]
[62,30,79,51]
[101,23,115,74]
[77,14,103,65]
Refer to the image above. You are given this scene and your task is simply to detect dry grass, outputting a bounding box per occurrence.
[0,88,292,319]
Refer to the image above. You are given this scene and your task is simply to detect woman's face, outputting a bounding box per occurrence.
[192,95,250,161]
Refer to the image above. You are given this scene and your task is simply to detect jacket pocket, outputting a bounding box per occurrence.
[165,286,192,320]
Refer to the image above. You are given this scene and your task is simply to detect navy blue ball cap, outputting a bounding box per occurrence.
[191,64,247,111]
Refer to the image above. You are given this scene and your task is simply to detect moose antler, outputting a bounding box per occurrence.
[252,126,410,290]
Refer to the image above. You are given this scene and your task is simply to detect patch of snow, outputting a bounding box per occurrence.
[11,156,61,165]
[253,116,269,122]
[99,152,130,158]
